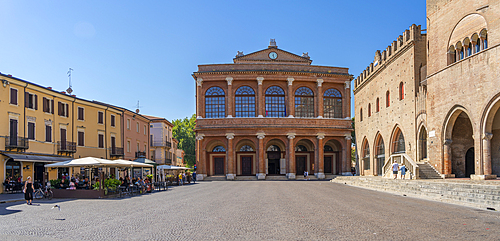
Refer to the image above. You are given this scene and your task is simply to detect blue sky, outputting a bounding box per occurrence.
[0,1,426,121]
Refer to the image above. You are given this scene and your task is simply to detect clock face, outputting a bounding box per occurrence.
[269,52,278,59]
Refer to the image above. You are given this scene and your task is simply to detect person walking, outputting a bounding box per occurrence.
[178,173,183,186]
[193,171,197,184]
[400,164,407,179]
[391,161,399,179]
[24,176,35,205]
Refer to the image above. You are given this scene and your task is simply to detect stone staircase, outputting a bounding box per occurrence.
[234,176,258,181]
[203,176,226,181]
[330,176,500,210]
[417,162,443,179]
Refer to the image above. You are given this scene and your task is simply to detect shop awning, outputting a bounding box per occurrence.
[157,165,190,170]
[133,158,157,165]
[2,153,72,163]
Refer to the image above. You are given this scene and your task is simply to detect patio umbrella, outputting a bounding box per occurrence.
[45,157,116,167]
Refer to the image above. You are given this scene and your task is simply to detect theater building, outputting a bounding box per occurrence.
[193,40,353,180]
[354,0,499,180]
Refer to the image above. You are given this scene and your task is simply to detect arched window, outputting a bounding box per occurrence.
[480,29,488,50]
[448,46,456,64]
[386,91,390,107]
[375,136,385,176]
[360,108,363,122]
[295,145,308,152]
[267,145,280,152]
[324,88,342,118]
[474,40,481,53]
[399,82,404,100]
[482,34,488,50]
[235,86,256,117]
[205,87,225,118]
[464,38,472,57]
[376,98,380,112]
[295,87,314,118]
[212,146,226,152]
[265,86,286,117]
[239,145,254,152]
[393,130,405,153]
[362,141,370,170]
[324,145,334,152]
[6,160,21,179]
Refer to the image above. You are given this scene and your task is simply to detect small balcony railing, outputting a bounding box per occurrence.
[57,141,77,153]
[110,147,124,157]
[5,136,29,150]
[165,159,172,165]
[135,151,146,158]
[152,141,172,148]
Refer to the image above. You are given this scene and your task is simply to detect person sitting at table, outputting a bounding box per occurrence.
[3,177,11,191]
[69,181,76,190]
[82,178,89,189]
[59,179,68,189]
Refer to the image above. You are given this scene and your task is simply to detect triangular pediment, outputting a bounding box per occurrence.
[233,43,312,65]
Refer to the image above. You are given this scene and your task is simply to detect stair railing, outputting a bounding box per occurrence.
[382,153,419,179]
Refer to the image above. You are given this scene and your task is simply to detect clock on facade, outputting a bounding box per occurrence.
[269,52,278,59]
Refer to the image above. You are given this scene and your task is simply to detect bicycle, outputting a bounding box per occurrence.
[34,186,53,200]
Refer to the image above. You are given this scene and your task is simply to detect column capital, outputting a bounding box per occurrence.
[256,77,264,85]
[287,77,295,86]
[196,78,203,87]
[443,139,452,145]
[287,133,296,139]
[344,135,352,140]
[316,79,324,87]
[256,132,265,139]
[226,133,235,140]
[483,132,493,140]
[317,133,325,139]
[226,77,233,85]
[196,134,205,141]
[345,81,350,89]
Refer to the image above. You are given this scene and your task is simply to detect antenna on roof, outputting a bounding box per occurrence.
[135,100,143,113]
[66,68,73,94]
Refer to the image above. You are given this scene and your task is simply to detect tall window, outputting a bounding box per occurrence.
[265,86,286,117]
[295,87,314,118]
[205,87,225,118]
[78,131,84,146]
[45,125,52,142]
[482,35,488,50]
[25,92,37,109]
[136,122,139,132]
[10,88,18,105]
[376,98,380,112]
[127,119,130,129]
[111,115,115,127]
[58,102,69,117]
[98,111,104,124]
[386,91,390,107]
[78,107,84,120]
[28,122,35,140]
[235,86,255,117]
[323,88,342,118]
[393,129,406,153]
[43,97,54,113]
[98,133,104,148]
[363,141,370,170]
[368,104,371,117]
[360,108,363,122]
[399,82,404,100]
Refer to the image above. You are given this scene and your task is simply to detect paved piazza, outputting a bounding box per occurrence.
[1,181,499,240]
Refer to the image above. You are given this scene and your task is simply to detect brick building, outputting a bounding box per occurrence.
[193,40,353,180]
[354,0,499,180]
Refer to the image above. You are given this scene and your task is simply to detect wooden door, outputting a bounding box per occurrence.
[296,156,306,175]
[214,157,224,175]
[241,156,252,175]
[9,119,17,145]
[324,156,332,173]
[60,128,67,150]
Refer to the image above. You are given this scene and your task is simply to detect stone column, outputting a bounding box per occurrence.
[257,133,266,179]
[443,139,453,176]
[226,77,233,118]
[316,133,325,179]
[344,81,350,119]
[317,79,324,118]
[287,78,294,118]
[257,77,264,118]
[196,78,203,118]
[226,133,235,180]
[195,134,205,180]
[483,133,493,175]
[287,133,296,179]
[343,135,352,175]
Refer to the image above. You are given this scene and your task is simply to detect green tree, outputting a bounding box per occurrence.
[172,114,196,167]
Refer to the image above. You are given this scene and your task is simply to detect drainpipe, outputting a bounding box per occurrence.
[105,107,108,159]
[23,83,28,141]
[72,98,76,158]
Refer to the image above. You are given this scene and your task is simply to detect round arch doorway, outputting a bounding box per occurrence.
[267,145,282,175]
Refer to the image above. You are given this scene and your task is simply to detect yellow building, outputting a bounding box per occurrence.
[0,73,123,192]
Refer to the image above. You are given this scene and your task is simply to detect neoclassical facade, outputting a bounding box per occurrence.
[193,41,353,180]
[354,0,499,180]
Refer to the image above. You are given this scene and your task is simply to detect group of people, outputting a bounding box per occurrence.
[391,161,407,179]
[177,171,196,185]
[3,176,23,192]
[119,176,153,193]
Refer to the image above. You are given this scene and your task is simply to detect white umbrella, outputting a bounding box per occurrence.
[113,159,154,168]
[45,157,116,167]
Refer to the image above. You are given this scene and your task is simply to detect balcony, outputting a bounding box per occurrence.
[5,136,29,151]
[110,147,124,157]
[135,151,146,158]
[152,141,172,148]
[57,141,77,153]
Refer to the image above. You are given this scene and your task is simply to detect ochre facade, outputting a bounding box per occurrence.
[355,0,499,180]
[193,42,353,180]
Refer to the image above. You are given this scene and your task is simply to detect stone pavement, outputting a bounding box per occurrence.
[0,192,24,203]
[0,181,499,240]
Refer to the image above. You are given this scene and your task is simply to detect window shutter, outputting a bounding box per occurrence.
[58,102,62,116]
[66,104,69,117]
[51,100,54,114]
[25,92,29,107]
[46,125,52,142]
[43,98,47,112]
[10,89,17,105]
[34,94,38,110]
